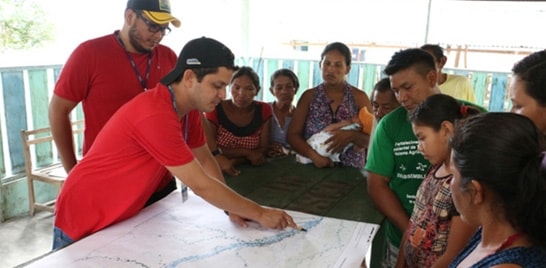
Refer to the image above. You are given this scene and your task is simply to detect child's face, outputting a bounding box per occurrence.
[270,75,296,103]
[412,123,451,165]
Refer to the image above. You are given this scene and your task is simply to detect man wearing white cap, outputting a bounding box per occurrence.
[52,37,299,250]
[49,0,181,205]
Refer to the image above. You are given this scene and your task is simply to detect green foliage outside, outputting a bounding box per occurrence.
[0,0,53,52]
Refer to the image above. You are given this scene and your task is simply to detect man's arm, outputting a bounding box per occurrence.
[192,144,250,226]
[192,144,225,183]
[367,172,410,232]
[48,94,79,173]
[166,159,297,230]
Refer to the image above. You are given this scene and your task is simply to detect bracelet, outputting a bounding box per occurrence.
[212,148,222,156]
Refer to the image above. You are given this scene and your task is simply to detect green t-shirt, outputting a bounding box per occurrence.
[365,98,487,247]
[365,106,430,247]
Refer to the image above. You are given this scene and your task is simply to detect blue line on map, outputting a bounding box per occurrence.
[165,218,322,267]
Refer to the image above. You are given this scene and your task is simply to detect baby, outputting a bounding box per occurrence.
[297,107,373,164]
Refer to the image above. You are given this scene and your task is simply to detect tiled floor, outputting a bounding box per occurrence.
[0,211,54,268]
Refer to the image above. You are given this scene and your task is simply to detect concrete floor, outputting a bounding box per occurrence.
[0,211,54,268]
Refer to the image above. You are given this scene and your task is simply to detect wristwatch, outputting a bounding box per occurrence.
[211,148,222,156]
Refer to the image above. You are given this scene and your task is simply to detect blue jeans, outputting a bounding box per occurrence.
[52,226,74,250]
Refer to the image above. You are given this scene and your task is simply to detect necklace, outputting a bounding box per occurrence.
[493,232,523,254]
[115,31,152,90]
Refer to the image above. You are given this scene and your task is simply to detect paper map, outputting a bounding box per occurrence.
[26,191,378,268]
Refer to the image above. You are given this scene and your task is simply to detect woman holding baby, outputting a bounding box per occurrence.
[287,42,372,168]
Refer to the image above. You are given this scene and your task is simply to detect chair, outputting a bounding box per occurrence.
[20,120,84,216]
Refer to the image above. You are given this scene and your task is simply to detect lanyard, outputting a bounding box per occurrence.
[115,32,152,90]
[168,85,189,140]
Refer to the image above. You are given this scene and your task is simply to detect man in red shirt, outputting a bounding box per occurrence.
[49,0,181,204]
[52,37,299,250]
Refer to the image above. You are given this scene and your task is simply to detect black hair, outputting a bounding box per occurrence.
[171,66,240,84]
[511,50,546,106]
[384,48,436,77]
[193,67,221,82]
[230,66,261,93]
[373,77,391,93]
[321,42,352,66]
[269,68,300,92]
[409,94,481,131]
[450,112,546,247]
[420,44,445,62]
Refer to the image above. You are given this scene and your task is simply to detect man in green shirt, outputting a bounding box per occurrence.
[365,48,444,267]
[366,48,486,267]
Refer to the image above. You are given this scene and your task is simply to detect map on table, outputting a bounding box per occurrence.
[27,191,379,268]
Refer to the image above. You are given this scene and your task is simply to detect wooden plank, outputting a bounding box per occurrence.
[282,60,294,70]
[295,60,310,101]
[362,64,379,95]
[250,58,263,77]
[470,72,489,107]
[28,69,55,167]
[28,69,51,128]
[0,75,5,177]
[263,59,281,103]
[0,122,4,177]
[450,69,470,77]
[1,71,28,174]
[489,73,509,112]
[312,61,321,88]
[347,63,359,86]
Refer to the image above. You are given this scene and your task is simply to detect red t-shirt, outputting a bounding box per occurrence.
[53,31,177,154]
[55,84,205,241]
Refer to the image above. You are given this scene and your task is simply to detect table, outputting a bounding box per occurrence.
[225,156,386,267]
[23,156,386,268]
[225,155,384,225]
[24,191,379,267]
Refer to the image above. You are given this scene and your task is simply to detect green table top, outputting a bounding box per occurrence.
[225,156,384,225]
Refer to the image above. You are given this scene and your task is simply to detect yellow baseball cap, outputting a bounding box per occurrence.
[127,0,181,27]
